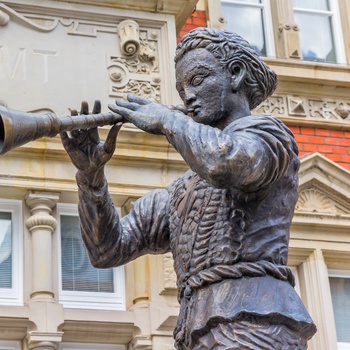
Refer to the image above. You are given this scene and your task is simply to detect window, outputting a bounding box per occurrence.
[329,270,350,350]
[293,0,345,63]
[57,204,125,310]
[0,341,21,350]
[221,0,275,57]
[58,343,126,350]
[0,199,23,306]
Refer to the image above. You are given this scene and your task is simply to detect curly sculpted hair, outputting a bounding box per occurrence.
[175,28,278,110]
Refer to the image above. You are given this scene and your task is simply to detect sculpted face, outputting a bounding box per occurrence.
[175,48,235,128]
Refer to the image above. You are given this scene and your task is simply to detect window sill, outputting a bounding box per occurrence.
[264,58,350,88]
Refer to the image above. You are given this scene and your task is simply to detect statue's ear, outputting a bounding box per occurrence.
[230,62,247,93]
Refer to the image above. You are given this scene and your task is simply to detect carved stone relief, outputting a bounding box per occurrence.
[296,188,337,214]
[297,183,350,216]
[108,28,161,102]
[163,252,177,291]
[0,3,118,35]
[254,94,350,125]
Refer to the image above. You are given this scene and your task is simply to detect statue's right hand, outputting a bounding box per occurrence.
[60,100,122,186]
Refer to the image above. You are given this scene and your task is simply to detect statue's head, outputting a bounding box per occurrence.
[175,27,277,110]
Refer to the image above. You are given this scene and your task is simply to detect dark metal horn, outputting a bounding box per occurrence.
[0,105,123,155]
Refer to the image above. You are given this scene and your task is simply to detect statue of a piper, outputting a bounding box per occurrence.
[60,28,317,349]
[0,28,317,349]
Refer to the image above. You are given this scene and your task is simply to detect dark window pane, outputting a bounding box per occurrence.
[223,3,266,56]
[0,212,12,289]
[293,0,329,11]
[294,12,336,63]
[231,0,261,3]
[329,277,350,342]
[61,215,114,293]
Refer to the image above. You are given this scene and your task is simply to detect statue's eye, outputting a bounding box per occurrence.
[178,90,185,100]
[191,76,205,86]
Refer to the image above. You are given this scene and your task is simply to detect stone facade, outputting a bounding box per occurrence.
[0,0,350,349]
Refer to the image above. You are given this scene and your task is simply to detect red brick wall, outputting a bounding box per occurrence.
[177,10,207,43]
[290,126,350,171]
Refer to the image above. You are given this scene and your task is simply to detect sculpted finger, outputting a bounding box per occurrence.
[92,100,101,115]
[127,93,151,105]
[80,101,89,115]
[60,131,71,149]
[69,108,78,117]
[104,123,122,154]
[108,104,137,121]
[114,98,139,111]
[71,128,80,138]
[87,127,100,144]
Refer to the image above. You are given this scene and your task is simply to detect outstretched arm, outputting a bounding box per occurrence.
[110,95,297,192]
[61,101,170,269]
[77,182,171,268]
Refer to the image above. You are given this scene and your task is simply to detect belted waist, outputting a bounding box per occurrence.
[179,260,295,300]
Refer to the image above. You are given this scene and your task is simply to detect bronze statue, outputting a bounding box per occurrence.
[0,103,121,155]
[61,28,317,349]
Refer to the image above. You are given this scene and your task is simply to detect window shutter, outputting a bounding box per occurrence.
[60,215,114,293]
[0,212,12,289]
[329,277,350,343]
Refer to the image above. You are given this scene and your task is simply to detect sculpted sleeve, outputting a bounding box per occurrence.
[163,113,298,192]
[77,178,171,268]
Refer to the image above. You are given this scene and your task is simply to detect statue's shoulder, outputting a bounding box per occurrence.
[226,114,286,131]
[226,114,295,140]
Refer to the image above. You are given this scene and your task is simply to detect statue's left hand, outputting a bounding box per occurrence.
[108,94,183,135]
[60,100,122,186]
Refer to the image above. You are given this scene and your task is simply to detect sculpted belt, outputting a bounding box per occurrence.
[174,261,296,349]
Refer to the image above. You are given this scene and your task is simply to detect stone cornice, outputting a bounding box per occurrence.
[0,0,198,32]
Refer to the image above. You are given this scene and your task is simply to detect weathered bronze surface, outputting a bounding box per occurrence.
[61,28,317,349]
[0,104,122,155]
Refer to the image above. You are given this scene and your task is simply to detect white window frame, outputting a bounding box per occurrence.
[0,199,23,306]
[328,269,350,350]
[0,340,21,350]
[221,0,275,57]
[293,0,346,64]
[57,203,125,310]
[58,342,126,350]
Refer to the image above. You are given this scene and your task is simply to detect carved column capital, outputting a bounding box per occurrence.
[27,331,63,350]
[25,191,59,232]
[25,191,60,299]
[130,335,153,350]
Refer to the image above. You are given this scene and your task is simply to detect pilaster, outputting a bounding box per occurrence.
[24,191,64,350]
[270,0,301,59]
[339,0,350,64]
[205,0,225,29]
[122,198,153,350]
[25,191,60,300]
[298,249,338,350]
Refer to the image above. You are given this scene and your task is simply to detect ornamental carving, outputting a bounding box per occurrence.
[163,252,177,290]
[108,28,161,102]
[254,94,350,125]
[296,188,337,214]
[296,186,350,216]
[0,3,116,35]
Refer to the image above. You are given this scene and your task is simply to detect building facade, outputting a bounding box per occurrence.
[0,0,349,349]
